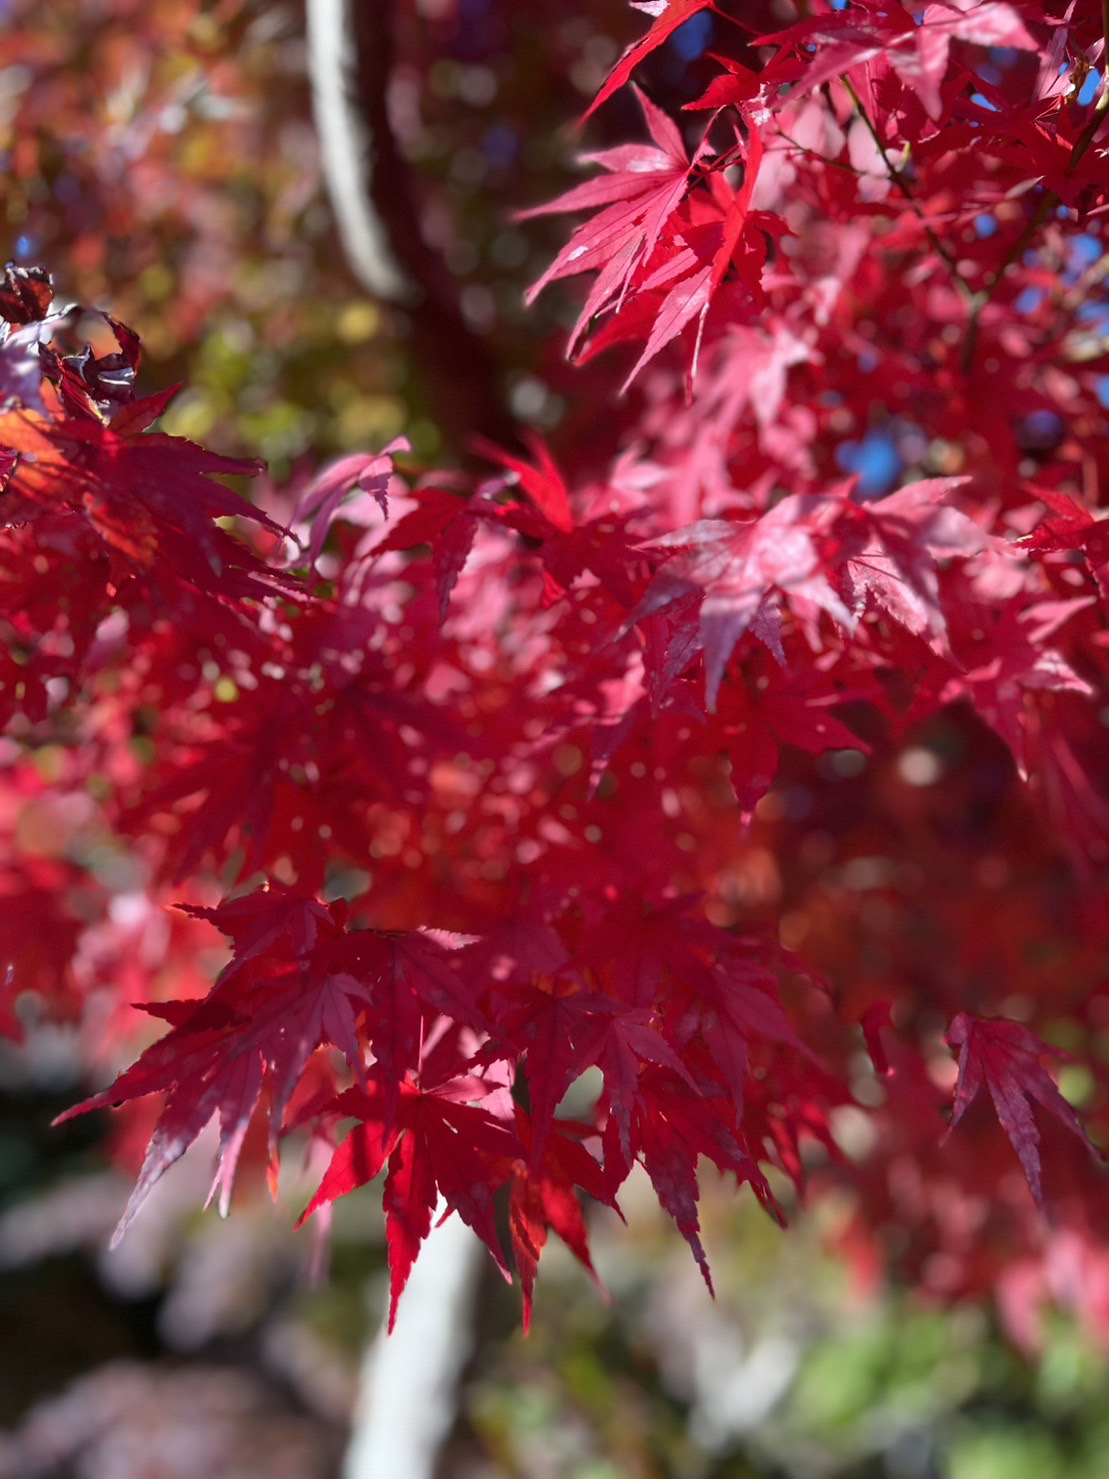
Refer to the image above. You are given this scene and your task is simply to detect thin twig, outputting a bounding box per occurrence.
[962,12,1109,371]
[1061,249,1109,311]
[840,75,977,305]
[774,122,870,175]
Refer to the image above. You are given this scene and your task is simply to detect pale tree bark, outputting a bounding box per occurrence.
[341,1212,485,1479]
[305,0,518,453]
[306,0,414,305]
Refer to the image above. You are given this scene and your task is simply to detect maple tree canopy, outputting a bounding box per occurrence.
[2,0,1108,1341]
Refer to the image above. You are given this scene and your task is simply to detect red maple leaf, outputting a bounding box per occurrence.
[56,886,374,1237]
[944,1013,1098,1206]
[346,927,492,1133]
[522,88,697,357]
[0,398,291,602]
[301,1076,519,1329]
[481,972,694,1174]
[373,484,481,621]
[1024,488,1109,601]
[631,1066,779,1290]
[938,596,1095,777]
[294,439,409,569]
[834,478,999,646]
[13,0,1109,1339]
[631,496,853,709]
[586,0,721,117]
[0,314,294,604]
[763,0,1038,121]
[713,648,870,822]
[508,1110,613,1331]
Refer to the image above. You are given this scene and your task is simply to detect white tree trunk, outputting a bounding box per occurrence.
[305,0,412,303]
[342,1211,484,1479]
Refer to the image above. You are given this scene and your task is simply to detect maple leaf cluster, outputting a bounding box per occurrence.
[3,0,1109,1338]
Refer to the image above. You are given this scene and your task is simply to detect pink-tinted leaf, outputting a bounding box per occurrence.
[296,438,410,568]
